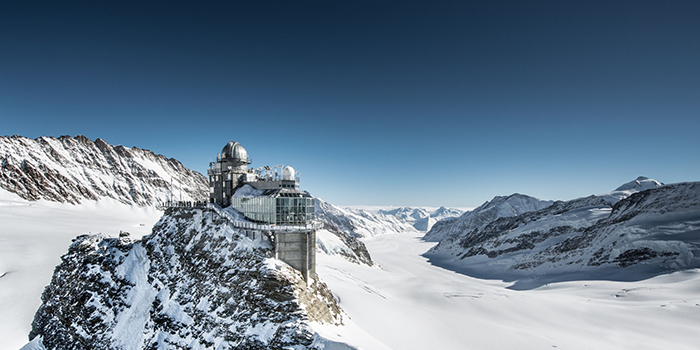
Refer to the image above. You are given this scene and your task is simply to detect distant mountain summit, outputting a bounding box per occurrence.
[615,176,664,192]
[377,206,464,232]
[596,176,665,205]
[0,135,207,206]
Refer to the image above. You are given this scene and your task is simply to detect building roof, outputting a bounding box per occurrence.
[221,141,249,163]
[262,188,313,198]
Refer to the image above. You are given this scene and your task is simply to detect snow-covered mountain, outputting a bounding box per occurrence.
[313,204,462,266]
[0,135,208,206]
[425,178,700,283]
[314,200,423,266]
[615,176,665,192]
[25,207,346,350]
[317,200,421,239]
[0,136,388,349]
[424,194,554,242]
[591,176,665,205]
[376,206,464,232]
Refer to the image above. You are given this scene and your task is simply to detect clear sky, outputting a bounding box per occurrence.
[1,1,698,207]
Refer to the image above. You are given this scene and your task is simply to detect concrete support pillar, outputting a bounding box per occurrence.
[273,230,316,283]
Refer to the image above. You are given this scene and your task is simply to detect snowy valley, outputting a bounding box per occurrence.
[1,136,699,350]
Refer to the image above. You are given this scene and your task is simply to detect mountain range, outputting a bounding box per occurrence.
[425,176,700,288]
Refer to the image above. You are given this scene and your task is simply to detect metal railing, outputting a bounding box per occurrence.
[208,203,322,233]
[156,200,208,210]
[159,201,322,233]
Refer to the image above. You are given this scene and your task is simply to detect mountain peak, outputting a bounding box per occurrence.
[615,176,664,192]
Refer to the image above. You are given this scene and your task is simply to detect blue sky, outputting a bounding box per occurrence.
[1,1,698,207]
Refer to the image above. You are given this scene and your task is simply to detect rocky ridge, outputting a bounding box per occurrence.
[424,193,554,242]
[0,135,207,206]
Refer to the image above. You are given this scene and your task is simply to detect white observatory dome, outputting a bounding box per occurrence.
[282,166,295,181]
[221,141,249,163]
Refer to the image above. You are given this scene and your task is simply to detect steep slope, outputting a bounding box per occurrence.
[424,194,554,242]
[26,207,344,350]
[0,135,207,206]
[426,179,699,285]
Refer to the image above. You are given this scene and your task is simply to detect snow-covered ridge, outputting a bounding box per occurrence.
[26,207,345,350]
[425,178,699,284]
[424,193,554,242]
[0,135,208,206]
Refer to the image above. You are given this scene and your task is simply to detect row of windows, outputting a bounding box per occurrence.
[277,192,304,197]
[230,197,315,225]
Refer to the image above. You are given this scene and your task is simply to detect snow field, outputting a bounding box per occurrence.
[0,190,162,350]
[317,231,700,350]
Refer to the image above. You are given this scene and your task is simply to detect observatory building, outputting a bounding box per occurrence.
[208,141,304,206]
[208,141,318,280]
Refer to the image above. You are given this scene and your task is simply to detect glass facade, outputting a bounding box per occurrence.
[230,195,315,225]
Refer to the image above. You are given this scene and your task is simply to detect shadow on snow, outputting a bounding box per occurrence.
[422,252,689,291]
